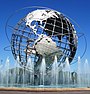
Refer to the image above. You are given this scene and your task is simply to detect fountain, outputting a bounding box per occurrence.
[84,59,90,87]
[51,55,59,86]
[0,56,90,88]
[77,56,82,87]
[13,62,17,86]
[0,55,90,87]
[27,57,34,85]
[0,63,3,86]
[62,57,71,86]
[4,57,10,87]
[40,57,46,86]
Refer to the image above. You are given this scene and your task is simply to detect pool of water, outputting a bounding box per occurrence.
[0,84,90,88]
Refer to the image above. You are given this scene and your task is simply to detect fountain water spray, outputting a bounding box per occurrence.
[63,57,71,85]
[0,63,3,86]
[51,55,59,86]
[77,56,82,86]
[84,59,90,87]
[16,56,20,85]
[27,57,34,85]
[5,57,10,87]
[40,57,46,85]
[13,61,17,86]
[0,56,89,88]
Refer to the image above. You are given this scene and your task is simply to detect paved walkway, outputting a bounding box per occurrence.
[0,91,90,94]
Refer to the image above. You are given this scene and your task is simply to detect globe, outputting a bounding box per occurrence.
[11,9,78,68]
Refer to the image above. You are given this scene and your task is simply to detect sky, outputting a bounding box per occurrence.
[0,0,90,70]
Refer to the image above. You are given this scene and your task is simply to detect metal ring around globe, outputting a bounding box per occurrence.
[4,45,11,51]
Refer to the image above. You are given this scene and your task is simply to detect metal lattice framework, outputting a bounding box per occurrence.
[10,9,78,68]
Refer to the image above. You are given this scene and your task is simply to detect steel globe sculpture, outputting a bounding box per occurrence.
[3,7,87,86]
[10,8,78,68]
